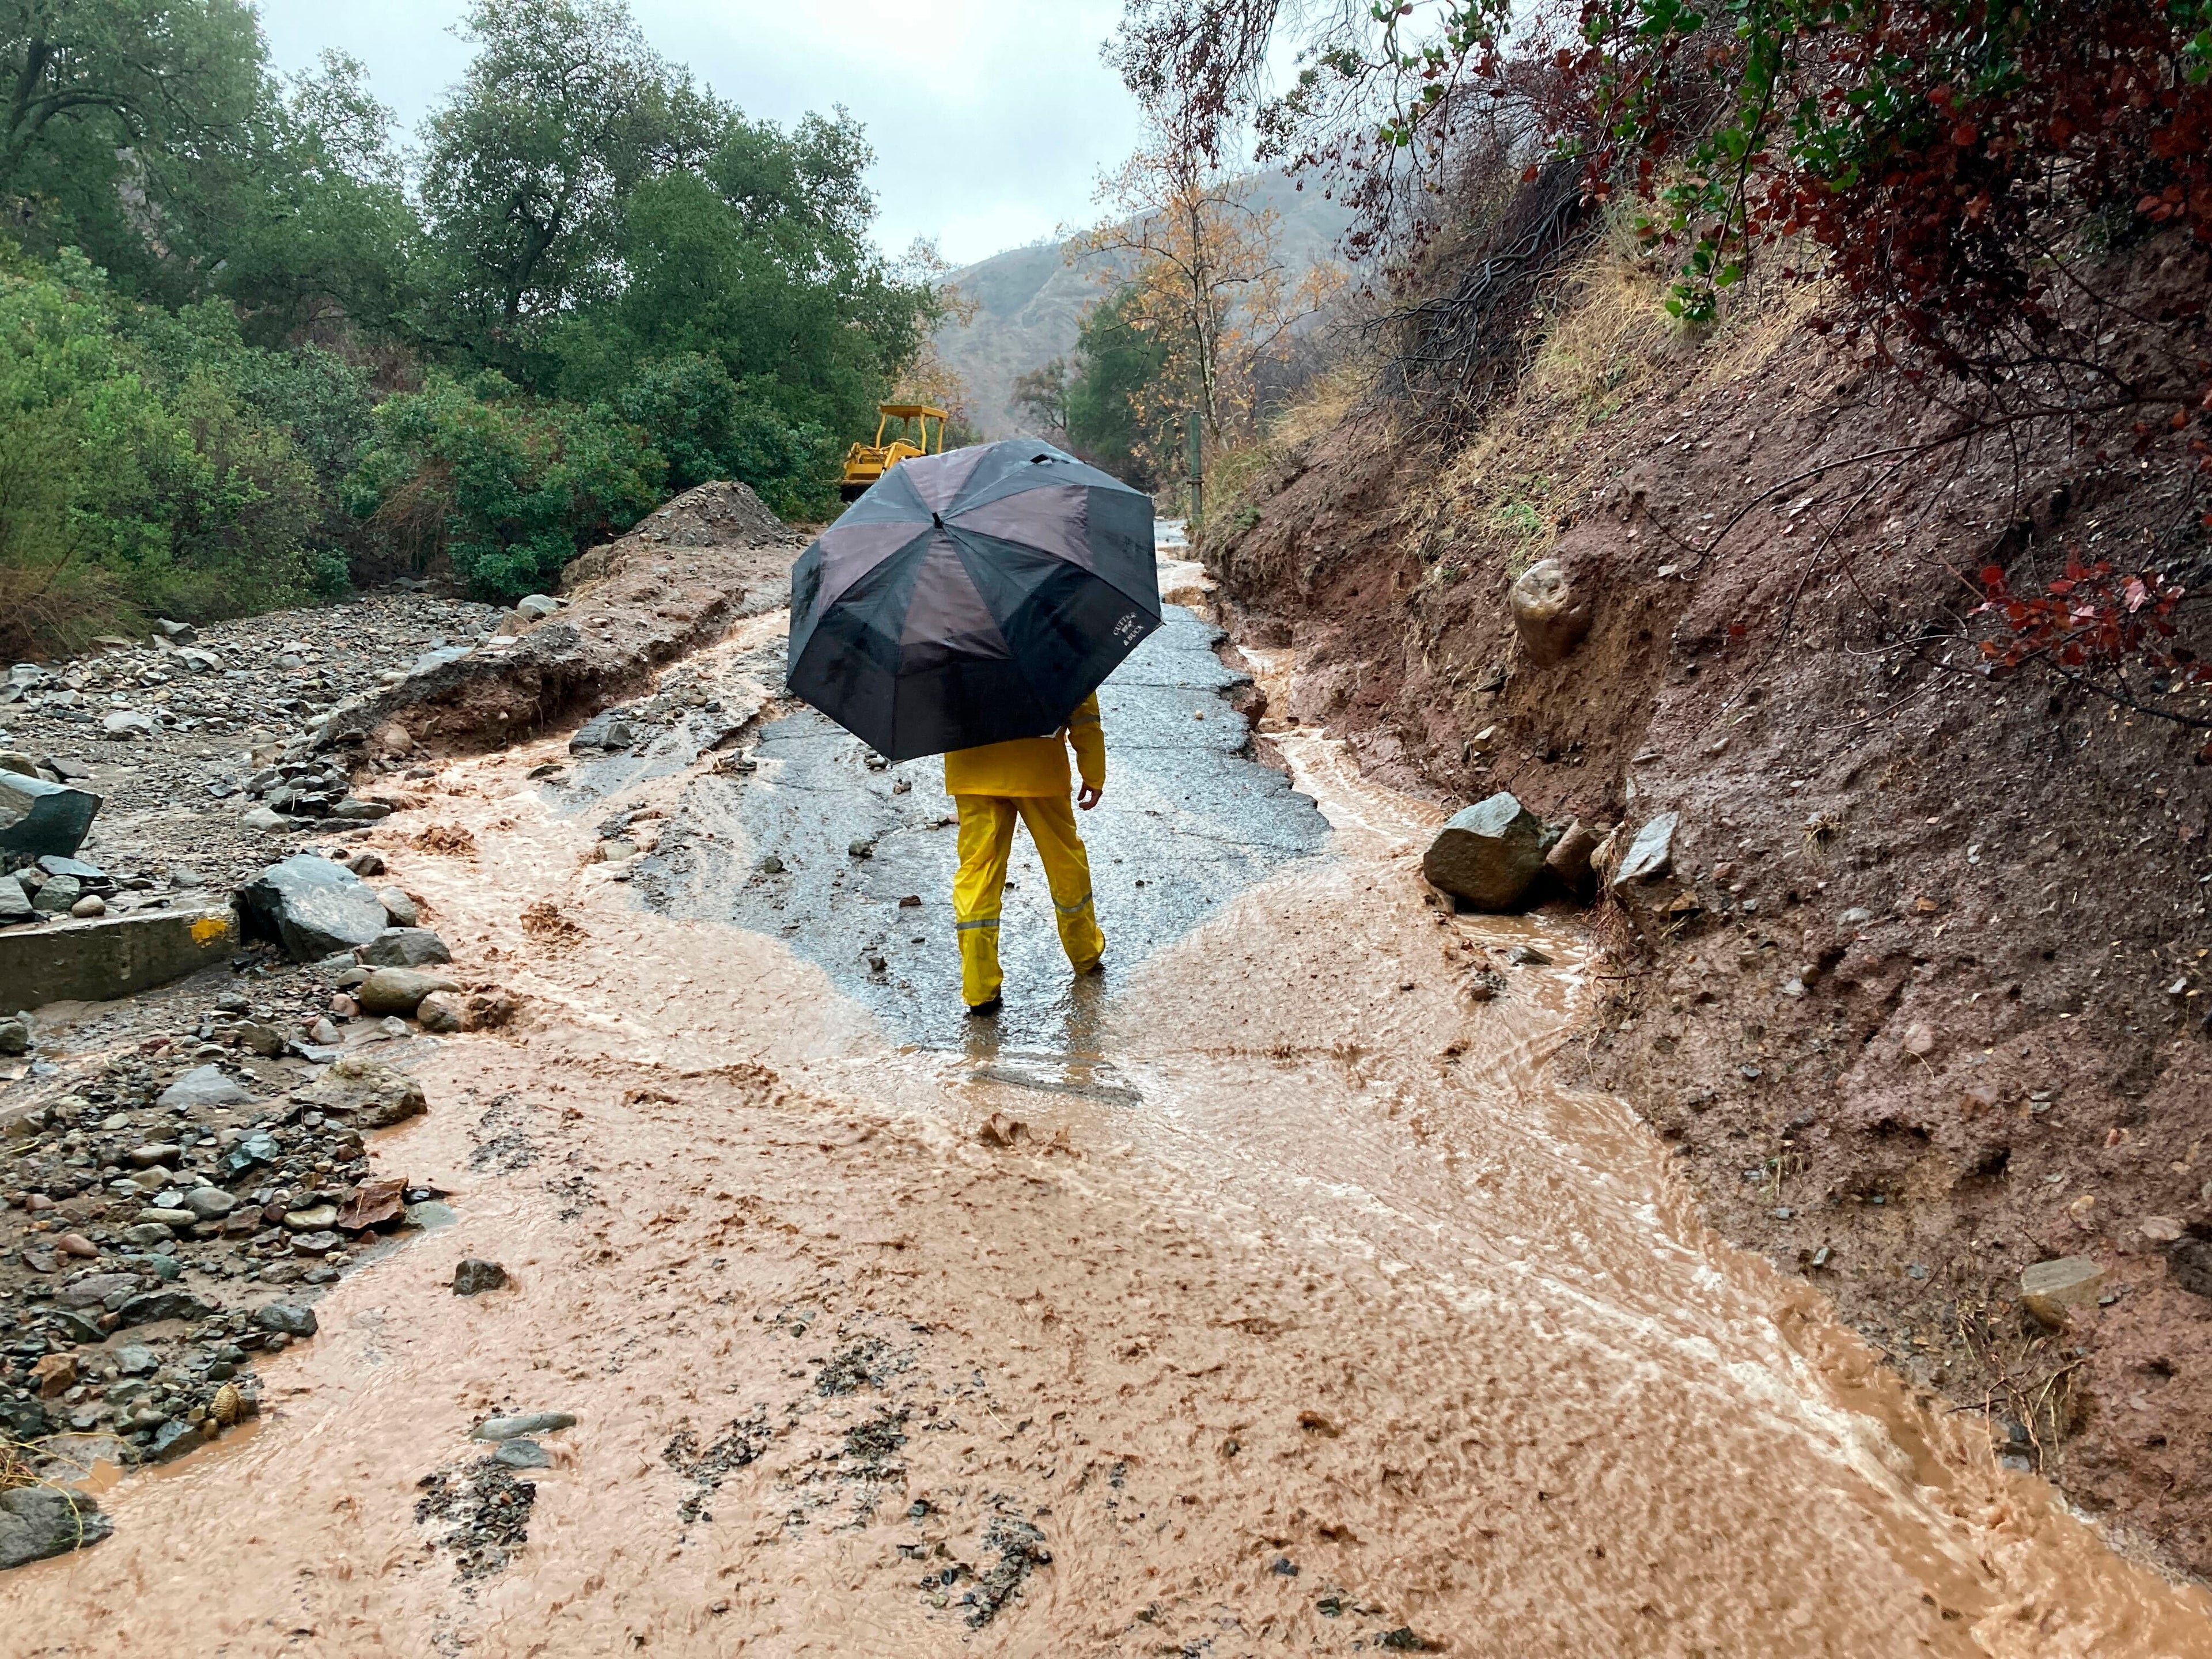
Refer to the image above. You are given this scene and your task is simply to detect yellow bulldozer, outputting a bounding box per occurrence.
[840,403,948,501]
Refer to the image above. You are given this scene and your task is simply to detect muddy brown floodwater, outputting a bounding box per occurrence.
[12,605,2212,1658]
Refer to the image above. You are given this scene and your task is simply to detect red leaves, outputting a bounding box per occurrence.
[1975,554,2192,683]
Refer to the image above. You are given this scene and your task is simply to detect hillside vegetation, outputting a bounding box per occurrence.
[0,0,946,656]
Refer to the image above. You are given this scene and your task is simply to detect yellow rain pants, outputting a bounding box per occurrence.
[946,694,1107,1007]
[952,793,1104,1008]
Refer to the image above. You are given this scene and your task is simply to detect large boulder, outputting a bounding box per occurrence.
[1611,812,1680,891]
[1508,559,1593,667]
[0,1486,112,1570]
[304,1055,426,1128]
[236,855,388,961]
[1422,792,1550,911]
[0,770,101,860]
[357,927,451,968]
[356,965,460,1015]
[1544,820,1603,897]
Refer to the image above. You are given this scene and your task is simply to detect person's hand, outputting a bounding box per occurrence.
[1077,784,1103,810]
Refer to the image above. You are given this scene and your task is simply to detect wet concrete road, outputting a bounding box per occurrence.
[621,603,1327,1057]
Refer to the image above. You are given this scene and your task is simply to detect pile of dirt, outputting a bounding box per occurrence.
[315,481,800,760]
[1209,240,2212,1573]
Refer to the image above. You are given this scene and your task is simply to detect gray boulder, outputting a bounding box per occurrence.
[377,886,419,927]
[357,927,451,968]
[237,854,388,961]
[99,710,153,740]
[0,1486,112,1570]
[356,965,460,1016]
[515,594,561,619]
[0,1017,27,1055]
[157,1065,253,1110]
[254,1303,318,1337]
[1422,792,1550,911]
[0,876,31,926]
[31,874,79,914]
[1611,812,1680,890]
[0,770,101,860]
[304,1055,427,1128]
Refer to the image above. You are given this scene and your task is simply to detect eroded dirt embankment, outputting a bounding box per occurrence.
[1207,235,2212,1576]
[8,576,2212,1654]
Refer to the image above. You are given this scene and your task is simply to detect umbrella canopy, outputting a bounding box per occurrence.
[786,440,1161,762]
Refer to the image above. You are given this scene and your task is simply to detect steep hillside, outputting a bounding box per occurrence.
[1208,224,2212,1578]
[935,172,1350,437]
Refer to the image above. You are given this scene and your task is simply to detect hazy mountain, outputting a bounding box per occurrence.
[935,172,1353,439]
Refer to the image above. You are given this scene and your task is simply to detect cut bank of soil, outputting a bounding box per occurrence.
[1207,243,2212,1575]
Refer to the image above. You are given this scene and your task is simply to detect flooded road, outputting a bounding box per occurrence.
[12,572,2212,1656]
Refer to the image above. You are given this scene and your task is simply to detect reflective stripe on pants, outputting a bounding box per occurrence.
[952,792,1105,1007]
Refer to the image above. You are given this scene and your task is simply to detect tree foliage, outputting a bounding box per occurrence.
[0,0,945,644]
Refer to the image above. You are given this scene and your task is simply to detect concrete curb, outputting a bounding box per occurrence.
[0,906,238,1010]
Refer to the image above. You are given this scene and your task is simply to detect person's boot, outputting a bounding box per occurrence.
[967,996,1003,1017]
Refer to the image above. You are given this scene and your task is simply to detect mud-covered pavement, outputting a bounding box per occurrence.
[9,569,2212,1656]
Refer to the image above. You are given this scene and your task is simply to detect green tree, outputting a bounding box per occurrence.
[416,0,725,370]
[1065,286,1171,488]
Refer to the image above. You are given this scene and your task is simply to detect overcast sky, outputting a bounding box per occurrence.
[252,0,1146,268]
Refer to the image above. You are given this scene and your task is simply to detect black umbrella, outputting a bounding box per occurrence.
[786,440,1161,762]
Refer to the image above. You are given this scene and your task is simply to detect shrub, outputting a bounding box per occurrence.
[346,373,664,600]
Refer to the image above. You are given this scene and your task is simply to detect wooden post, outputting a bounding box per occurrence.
[1187,410,1204,533]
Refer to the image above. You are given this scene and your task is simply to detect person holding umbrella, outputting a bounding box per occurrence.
[785,440,1161,1016]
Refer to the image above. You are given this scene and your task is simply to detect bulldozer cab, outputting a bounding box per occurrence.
[840,403,949,501]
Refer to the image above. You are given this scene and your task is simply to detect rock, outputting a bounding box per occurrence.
[0,1017,26,1055]
[1508,944,1553,967]
[1421,792,1549,911]
[595,838,638,862]
[113,1344,159,1376]
[180,1187,237,1220]
[30,1353,75,1397]
[0,760,93,859]
[156,1065,252,1111]
[355,965,460,1016]
[335,1177,406,1230]
[453,1258,509,1296]
[493,1438,550,1469]
[328,798,391,823]
[1544,821,1602,897]
[0,1487,112,1569]
[115,1289,214,1327]
[1611,812,1679,889]
[54,1233,95,1258]
[472,1411,576,1441]
[2140,1215,2186,1244]
[282,1205,338,1231]
[307,1016,342,1046]
[0,876,31,926]
[254,1303,318,1338]
[238,806,289,832]
[304,1055,427,1128]
[56,1274,139,1310]
[2021,1257,2105,1327]
[154,618,196,643]
[146,1420,203,1462]
[1508,559,1593,666]
[236,854,389,961]
[344,849,386,878]
[69,893,104,917]
[0,751,35,778]
[516,594,562,619]
[127,1142,181,1168]
[31,874,79,914]
[132,1208,196,1231]
[416,991,464,1033]
[99,710,153,740]
[357,927,450,968]
[377,887,418,928]
[848,838,876,859]
[232,1018,285,1057]
[289,1229,339,1256]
